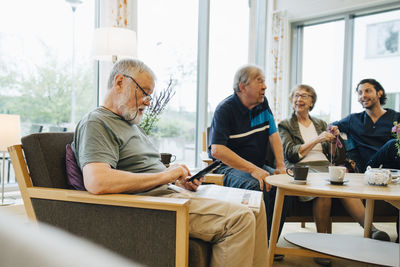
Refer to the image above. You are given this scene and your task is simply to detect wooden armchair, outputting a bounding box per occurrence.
[9,133,212,267]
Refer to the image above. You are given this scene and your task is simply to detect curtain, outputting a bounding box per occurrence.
[267,10,288,122]
[102,0,132,28]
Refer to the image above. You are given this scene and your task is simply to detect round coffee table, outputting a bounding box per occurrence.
[265,173,400,266]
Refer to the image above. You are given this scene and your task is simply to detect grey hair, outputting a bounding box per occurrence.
[107,59,156,89]
[233,65,264,93]
[289,84,317,111]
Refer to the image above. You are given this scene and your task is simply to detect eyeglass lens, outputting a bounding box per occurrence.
[294,94,309,99]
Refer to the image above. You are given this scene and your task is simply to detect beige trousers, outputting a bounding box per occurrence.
[168,192,269,267]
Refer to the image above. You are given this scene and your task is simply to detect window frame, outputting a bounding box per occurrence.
[290,2,400,119]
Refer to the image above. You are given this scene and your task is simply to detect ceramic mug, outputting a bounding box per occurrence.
[286,166,309,184]
[328,166,346,182]
[160,153,176,166]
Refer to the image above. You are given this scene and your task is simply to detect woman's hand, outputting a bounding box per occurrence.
[328,125,340,137]
[318,131,336,143]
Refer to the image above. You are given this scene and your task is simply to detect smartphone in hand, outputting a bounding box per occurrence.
[187,160,222,182]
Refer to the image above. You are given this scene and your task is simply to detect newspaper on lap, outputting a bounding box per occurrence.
[168,184,262,212]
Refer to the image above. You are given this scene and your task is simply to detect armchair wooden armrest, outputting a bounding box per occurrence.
[204,173,224,186]
[201,130,224,186]
[200,151,213,165]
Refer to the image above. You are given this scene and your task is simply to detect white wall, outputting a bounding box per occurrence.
[274,0,399,21]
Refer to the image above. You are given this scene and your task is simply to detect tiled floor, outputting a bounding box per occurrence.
[1,193,397,266]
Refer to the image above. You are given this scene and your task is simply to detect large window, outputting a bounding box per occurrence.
[0,0,97,184]
[137,0,251,168]
[137,0,198,168]
[0,0,96,134]
[351,9,400,113]
[1,0,261,178]
[301,20,344,122]
[293,5,400,122]
[207,0,249,121]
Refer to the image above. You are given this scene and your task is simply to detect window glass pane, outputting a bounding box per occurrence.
[0,0,96,184]
[0,0,96,133]
[301,20,344,123]
[207,0,249,123]
[137,0,198,168]
[351,9,400,113]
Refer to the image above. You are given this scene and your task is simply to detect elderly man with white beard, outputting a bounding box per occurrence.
[71,59,269,267]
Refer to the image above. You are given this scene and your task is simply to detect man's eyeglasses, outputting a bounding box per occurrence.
[294,93,310,100]
[122,74,152,102]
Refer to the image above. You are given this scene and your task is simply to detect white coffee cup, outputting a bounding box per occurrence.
[328,166,346,182]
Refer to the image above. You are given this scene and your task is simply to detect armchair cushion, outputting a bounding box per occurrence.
[65,144,85,191]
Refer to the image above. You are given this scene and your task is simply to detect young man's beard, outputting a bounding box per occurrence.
[361,96,380,110]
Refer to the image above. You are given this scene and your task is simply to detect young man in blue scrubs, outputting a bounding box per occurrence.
[333,78,400,173]
[334,78,400,244]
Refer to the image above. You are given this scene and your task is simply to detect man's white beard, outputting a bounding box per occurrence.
[117,88,146,125]
[120,104,143,125]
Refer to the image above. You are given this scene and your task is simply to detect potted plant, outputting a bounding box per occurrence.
[140,79,175,136]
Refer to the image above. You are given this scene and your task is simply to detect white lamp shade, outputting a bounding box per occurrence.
[0,114,21,152]
[92,27,137,62]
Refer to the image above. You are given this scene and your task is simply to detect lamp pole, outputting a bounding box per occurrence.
[66,0,82,125]
[1,151,6,205]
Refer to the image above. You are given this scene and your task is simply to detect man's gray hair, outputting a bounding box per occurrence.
[233,65,264,93]
[107,59,156,89]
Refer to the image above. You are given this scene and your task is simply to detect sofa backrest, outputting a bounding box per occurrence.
[21,132,74,189]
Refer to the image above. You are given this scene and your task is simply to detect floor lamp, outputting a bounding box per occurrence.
[0,114,21,206]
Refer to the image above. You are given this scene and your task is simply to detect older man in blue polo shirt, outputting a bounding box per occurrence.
[209,65,291,258]
[333,78,400,173]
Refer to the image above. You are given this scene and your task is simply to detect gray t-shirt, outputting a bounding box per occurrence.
[72,107,165,174]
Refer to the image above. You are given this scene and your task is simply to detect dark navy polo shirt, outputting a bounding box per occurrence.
[209,93,277,167]
[333,108,400,169]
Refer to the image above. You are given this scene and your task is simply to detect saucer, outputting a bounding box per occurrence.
[293,180,307,185]
[387,169,400,179]
[326,179,349,185]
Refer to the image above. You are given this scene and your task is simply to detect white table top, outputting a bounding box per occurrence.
[266,172,400,266]
[266,173,400,201]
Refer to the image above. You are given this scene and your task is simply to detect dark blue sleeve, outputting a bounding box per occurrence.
[332,114,351,134]
[209,105,231,146]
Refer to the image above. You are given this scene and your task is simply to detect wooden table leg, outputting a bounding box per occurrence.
[267,187,285,267]
[364,199,374,238]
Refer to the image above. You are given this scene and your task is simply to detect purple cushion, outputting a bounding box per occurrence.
[65,144,86,191]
